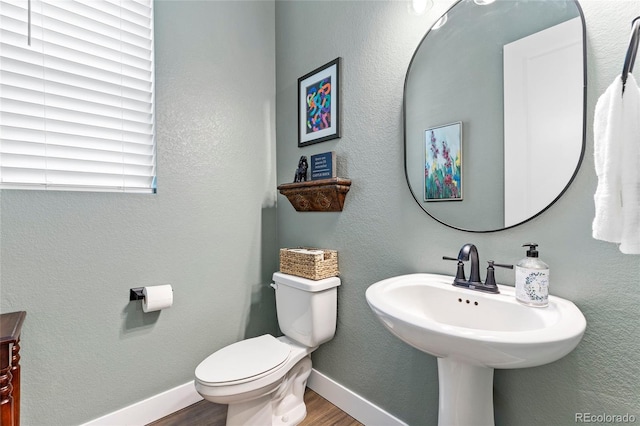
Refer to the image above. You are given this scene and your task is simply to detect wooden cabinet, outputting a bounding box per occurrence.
[1,311,26,426]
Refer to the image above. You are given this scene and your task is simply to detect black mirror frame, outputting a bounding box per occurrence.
[402,0,587,233]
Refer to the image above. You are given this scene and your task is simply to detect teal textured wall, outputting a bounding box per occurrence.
[275,1,640,425]
[0,1,277,424]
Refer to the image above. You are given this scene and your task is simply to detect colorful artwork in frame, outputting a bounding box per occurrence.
[298,58,341,147]
[424,122,463,201]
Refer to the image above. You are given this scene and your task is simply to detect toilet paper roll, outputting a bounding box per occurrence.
[142,285,173,313]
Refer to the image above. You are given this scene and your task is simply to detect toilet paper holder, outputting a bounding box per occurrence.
[129,287,145,301]
[129,285,173,313]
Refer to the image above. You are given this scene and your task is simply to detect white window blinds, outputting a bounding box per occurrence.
[0,0,156,193]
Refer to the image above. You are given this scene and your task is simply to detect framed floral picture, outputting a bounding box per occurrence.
[424,122,463,201]
[298,58,341,147]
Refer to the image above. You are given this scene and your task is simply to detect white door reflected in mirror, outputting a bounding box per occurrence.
[503,17,584,227]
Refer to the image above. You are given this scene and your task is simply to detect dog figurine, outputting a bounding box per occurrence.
[293,156,308,182]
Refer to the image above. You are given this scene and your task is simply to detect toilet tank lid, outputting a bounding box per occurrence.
[272,272,341,292]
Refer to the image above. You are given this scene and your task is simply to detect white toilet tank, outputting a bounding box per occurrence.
[271,272,341,347]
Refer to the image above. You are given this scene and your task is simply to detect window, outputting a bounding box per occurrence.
[0,0,155,193]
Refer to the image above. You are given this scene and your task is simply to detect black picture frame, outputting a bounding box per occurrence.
[298,57,342,147]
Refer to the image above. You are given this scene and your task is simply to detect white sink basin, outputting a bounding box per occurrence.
[365,273,586,368]
[365,273,586,425]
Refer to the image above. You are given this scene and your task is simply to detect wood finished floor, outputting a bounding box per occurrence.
[148,388,363,426]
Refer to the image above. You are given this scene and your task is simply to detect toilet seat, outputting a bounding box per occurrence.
[195,335,291,386]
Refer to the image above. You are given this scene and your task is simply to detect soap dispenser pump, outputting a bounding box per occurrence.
[515,243,549,307]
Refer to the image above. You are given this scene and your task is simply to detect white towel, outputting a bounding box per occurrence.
[593,74,640,254]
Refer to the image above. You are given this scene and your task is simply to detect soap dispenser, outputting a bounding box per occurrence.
[515,243,549,307]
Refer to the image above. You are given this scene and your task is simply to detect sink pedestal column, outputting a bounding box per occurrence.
[437,358,494,426]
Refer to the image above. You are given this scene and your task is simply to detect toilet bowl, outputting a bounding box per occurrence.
[194,272,341,426]
[195,335,314,426]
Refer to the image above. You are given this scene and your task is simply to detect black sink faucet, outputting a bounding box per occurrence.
[443,244,513,294]
[458,243,481,286]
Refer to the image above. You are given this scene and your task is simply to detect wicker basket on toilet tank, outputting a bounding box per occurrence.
[279,248,339,280]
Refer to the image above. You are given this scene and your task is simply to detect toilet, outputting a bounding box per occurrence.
[194,272,341,426]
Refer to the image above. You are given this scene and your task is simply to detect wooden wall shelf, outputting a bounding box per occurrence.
[277,178,351,212]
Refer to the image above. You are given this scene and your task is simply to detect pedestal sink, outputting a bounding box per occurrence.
[365,273,586,426]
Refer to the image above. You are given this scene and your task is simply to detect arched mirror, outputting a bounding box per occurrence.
[404,0,586,232]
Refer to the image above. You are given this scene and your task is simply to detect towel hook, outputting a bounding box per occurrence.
[621,16,640,95]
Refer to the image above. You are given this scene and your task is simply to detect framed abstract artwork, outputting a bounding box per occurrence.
[424,122,463,201]
[298,58,341,147]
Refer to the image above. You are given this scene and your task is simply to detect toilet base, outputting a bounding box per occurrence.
[226,394,273,426]
[225,356,312,426]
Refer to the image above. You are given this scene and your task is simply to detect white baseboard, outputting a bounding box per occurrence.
[80,381,203,426]
[307,368,408,426]
[81,369,406,426]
